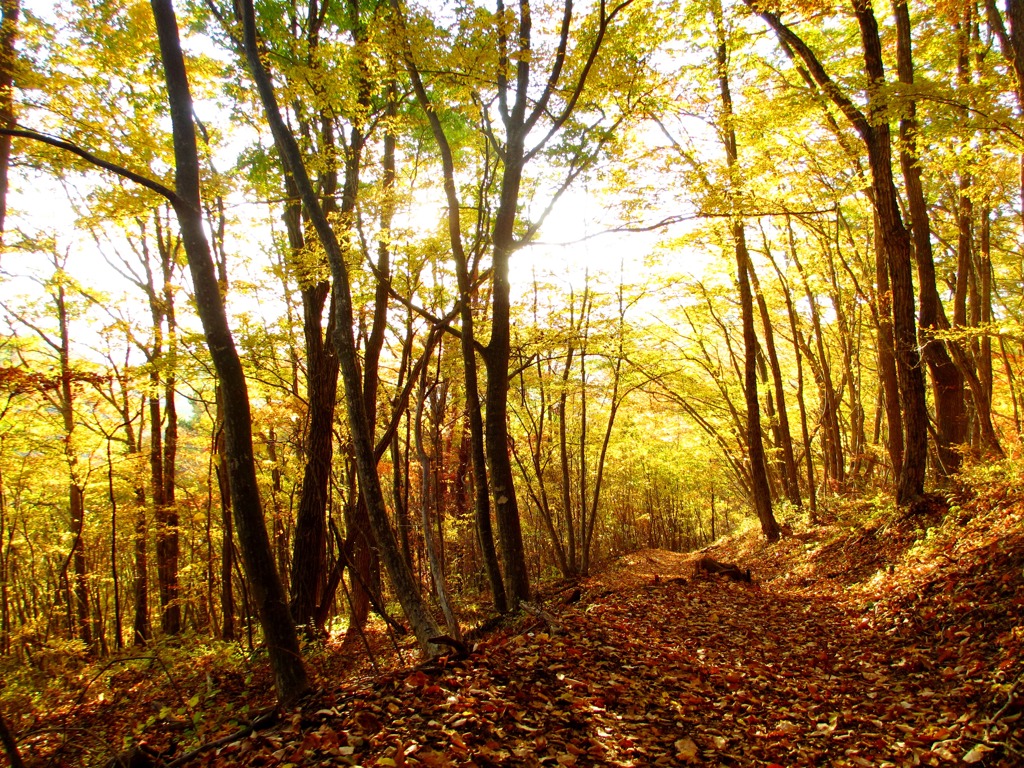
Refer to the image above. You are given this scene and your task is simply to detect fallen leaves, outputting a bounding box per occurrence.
[8,483,1024,767]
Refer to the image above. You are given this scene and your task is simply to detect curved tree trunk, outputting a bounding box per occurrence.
[151,0,308,704]
[236,0,443,654]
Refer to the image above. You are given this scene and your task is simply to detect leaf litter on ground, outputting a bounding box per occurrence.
[9,477,1024,767]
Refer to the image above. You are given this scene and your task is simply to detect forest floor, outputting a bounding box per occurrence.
[7,466,1024,767]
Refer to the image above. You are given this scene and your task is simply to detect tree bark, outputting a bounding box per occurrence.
[747,0,928,503]
[767,241,818,519]
[0,0,19,247]
[157,223,181,635]
[236,0,443,654]
[893,0,967,475]
[50,276,93,649]
[214,391,235,641]
[715,0,780,541]
[415,372,461,640]
[0,706,24,768]
[748,260,801,506]
[854,0,929,502]
[151,0,308,703]
[286,194,337,633]
[397,22,508,613]
[873,211,904,481]
[486,136,533,603]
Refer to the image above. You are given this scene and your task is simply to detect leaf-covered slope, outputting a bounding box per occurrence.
[14,479,1024,767]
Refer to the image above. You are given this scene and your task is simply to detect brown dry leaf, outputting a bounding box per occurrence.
[674,736,699,761]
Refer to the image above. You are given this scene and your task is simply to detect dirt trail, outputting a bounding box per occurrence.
[566,553,959,766]
[190,539,1014,767]
[31,502,1020,767]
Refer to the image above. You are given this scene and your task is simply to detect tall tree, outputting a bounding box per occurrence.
[745,0,929,504]
[150,0,308,703]
[234,0,444,654]
[396,0,643,606]
[892,0,969,474]
[712,0,780,541]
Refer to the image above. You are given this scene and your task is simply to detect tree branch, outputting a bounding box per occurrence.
[0,127,183,207]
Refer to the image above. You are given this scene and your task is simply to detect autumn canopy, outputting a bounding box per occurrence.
[0,0,1023,763]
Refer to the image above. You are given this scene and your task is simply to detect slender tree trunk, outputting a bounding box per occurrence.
[51,279,93,649]
[486,128,532,605]
[979,205,994,416]
[854,1,929,502]
[345,91,399,645]
[894,0,967,475]
[0,706,25,768]
[558,313,577,575]
[767,242,818,519]
[236,0,443,653]
[285,182,338,632]
[748,0,929,503]
[214,393,235,641]
[749,259,801,506]
[791,250,845,486]
[583,282,629,574]
[159,232,181,635]
[120,391,150,645]
[106,440,123,650]
[577,288,590,572]
[277,1,341,637]
[873,212,904,480]
[400,43,507,612]
[151,0,308,703]
[0,0,19,247]
[715,0,780,540]
[415,373,460,640]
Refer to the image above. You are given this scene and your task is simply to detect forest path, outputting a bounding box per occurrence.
[558,551,961,766]
[187,542,1007,767]
[44,503,1020,768]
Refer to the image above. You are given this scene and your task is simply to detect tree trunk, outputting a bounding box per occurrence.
[151,0,308,703]
[766,241,818,519]
[288,276,337,632]
[52,278,93,649]
[747,0,928,503]
[791,249,845,487]
[558,309,577,575]
[0,706,25,768]
[214,392,235,641]
[400,36,508,613]
[415,373,460,640]
[748,260,801,506]
[106,440,123,650]
[893,0,967,476]
[236,0,443,654]
[854,0,929,502]
[874,212,904,480]
[121,390,150,645]
[486,138,533,604]
[159,228,181,635]
[0,0,19,246]
[715,0,780,541]
[345,95,398,646]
